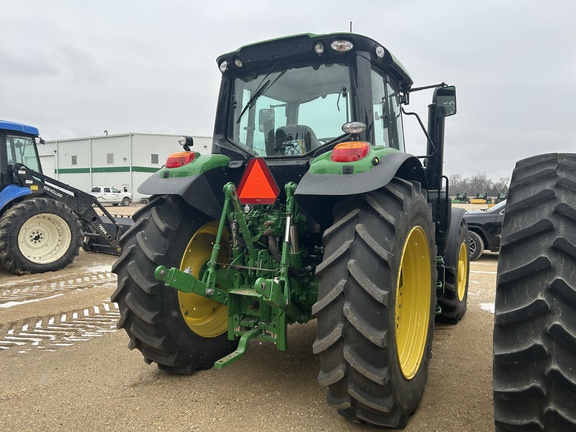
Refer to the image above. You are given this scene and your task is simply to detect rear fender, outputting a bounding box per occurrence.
[295,151,426,228]
[138,154,241,220]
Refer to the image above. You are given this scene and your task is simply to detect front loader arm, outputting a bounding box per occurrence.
[13,163,124,254]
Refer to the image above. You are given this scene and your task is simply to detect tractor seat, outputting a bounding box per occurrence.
[273,125,320,155]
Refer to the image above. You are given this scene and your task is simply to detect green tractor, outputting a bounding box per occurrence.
[495,191,507,203]
[112,32,469,428]
[453,192,470,203]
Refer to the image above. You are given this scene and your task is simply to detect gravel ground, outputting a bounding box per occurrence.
[0,202,497,431]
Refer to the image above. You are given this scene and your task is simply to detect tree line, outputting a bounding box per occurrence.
[449,173,509,197]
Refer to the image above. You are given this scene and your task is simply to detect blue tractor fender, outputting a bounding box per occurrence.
[0,184,32,214]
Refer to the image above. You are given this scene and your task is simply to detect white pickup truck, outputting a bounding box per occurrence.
[90,186,132,206]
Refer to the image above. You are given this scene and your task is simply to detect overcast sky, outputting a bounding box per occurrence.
[2,0,575,180]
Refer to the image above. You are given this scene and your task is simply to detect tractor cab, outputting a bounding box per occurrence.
[212,33,413,161]
[207,33,457,233]
[0,120,43,191]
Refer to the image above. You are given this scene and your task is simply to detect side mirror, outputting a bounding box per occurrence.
[258,109,275,133]
[434,85,457,117]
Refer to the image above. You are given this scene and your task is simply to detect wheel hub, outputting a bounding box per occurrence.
[18,213,72,263]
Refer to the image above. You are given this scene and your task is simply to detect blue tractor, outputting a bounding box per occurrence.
[0,120,128,275]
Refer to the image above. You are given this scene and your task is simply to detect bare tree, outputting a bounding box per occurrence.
[448,174,509,197]
[468,173,491,196]
[449,173,470,195]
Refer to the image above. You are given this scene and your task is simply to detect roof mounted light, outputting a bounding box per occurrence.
[314,42,325,55]
[375,46,386,58]
[219,60,228,73]
[342,122,366,135]
[331,39,353,53]
[178,135,194,151]
[234,57,243,68]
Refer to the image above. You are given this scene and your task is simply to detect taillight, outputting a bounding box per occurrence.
[330,142,370,162]
[165,151,196,168]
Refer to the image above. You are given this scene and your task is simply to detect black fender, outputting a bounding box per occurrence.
[443,207,467,269]
[137,166,242,220]
[294,152,426,228]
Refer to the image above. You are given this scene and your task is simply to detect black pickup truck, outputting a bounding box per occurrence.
[463,199,506,260]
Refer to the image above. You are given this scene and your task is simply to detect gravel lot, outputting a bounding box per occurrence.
[0,203,497,431]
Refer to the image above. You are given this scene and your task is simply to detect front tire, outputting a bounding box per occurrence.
[437,219,469,323]
[313,178,436,428]
[111,195,238,374]
[0,198,81,275]
[494,153,576,431]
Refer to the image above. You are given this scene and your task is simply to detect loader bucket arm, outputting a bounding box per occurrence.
[12,163,125,254]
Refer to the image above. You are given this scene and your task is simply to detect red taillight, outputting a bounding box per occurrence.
[330,142,370,162]
[165,151,196,168]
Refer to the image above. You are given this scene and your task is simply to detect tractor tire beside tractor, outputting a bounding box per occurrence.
[437,218,469,323]
[0,197,81,275]
[493,153,576,431]
[111,195,238,374]
[313,178,436,428]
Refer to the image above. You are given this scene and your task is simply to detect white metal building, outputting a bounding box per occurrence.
[38,133,212,202]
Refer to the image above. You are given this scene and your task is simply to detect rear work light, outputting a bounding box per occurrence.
[165,151,196,168]
[331,40,353,53]
[330,142,370,162]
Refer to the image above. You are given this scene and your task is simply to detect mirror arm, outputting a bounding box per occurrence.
[402,107,437,159]
[407,82,447,94]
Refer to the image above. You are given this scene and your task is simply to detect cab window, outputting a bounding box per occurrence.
[370,69,406,151]
[230,63,351,156]
[5,135,41,172]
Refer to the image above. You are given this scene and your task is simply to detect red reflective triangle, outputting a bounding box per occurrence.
[237,158,280,205]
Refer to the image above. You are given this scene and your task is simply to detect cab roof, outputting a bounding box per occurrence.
[0,120,40,136]
[217,32,413,90]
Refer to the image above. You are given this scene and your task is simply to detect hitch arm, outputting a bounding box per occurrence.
[214,327,261,369]
[155,265,228,304]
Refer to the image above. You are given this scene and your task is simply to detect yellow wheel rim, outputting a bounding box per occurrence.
[178,221,229,338]
[395,226,432,380]
[457,240,468,301]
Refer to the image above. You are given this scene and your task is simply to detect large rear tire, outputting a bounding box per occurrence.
[494,153,576,431]
[111,195,238,374]
[0,197,81,275]
[313,178,436,428]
